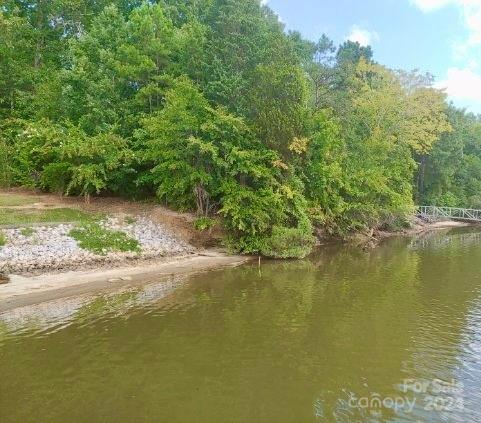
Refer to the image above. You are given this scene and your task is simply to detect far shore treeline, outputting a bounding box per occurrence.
[1,0,481,258]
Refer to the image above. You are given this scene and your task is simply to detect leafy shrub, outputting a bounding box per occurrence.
[468,195,481,209]
[62,130,133,200]
[4,119,133,200]
[304,109,417,236]
[69,223,140,255]
[40,162,72,194]
[0,137,13,187]
[261,223,315,259]
[378,212,412,232]
[193,217,216,231]
[140,78,316,257]
[1,118,56,187]
[436,192,459,207]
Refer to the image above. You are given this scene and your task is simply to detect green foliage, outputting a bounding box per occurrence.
[221,175,315,257]
[193,217,216,231]
[336,40,373,66]
[0,231,6,247]
[140,77,313,257]
[301,60,452,235]
[304,110,347,232]
[1,118,57,187]
[69,223,140,255]
[139,76,223,211]
[0,11,36,120]
[250,63,310,156]
[421,107,481,208]
[20,227,36,237]
[40,162,72,194]
[378,213,412,232]
[61,130,133,198]
[43,3,177,135]
[261,223,315,259]
[0,0,464,257]
[124,216,137,225]
[4,119,133,198]
[0,137,13,187]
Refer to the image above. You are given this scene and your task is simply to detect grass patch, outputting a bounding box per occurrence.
[125,216,137,225]
[0,208,100,226]
[0,194,41,207]
[69,223,140,255]
[0,231,6,246]
[20,227,36,237]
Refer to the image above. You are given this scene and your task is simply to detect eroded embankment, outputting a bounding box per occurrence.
[0,189,220,276]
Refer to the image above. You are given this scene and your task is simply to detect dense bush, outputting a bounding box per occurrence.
[261,223,315,259]
[193,217,217,231]
[4,119,133,201]
[139,77,314,256]
[0,138,13,187]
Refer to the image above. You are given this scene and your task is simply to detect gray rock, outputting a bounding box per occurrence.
[0,217,194,274]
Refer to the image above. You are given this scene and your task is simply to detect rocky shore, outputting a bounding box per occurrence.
[0,217,194,275]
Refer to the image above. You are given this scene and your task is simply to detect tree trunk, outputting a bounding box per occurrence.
[34,0,44,69]
[417,155,426,203]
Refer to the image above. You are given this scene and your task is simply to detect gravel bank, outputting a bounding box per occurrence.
[0,217,194,274]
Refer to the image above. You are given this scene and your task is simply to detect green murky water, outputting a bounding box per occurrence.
[2,227,481,422]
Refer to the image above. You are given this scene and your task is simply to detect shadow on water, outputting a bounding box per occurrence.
[2,227,481,421]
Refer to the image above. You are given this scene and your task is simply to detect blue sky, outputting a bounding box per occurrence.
[265,0,481,113]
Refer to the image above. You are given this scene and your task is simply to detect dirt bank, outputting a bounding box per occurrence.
[341,218,476,249]
[0,188,223,248]
[380,218,474,237]
[0,188,227,276]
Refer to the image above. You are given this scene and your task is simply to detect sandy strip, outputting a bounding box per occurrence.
[0,252,250,312]
[428,220,472,228]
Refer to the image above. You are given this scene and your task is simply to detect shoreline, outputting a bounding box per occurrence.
[0,212,478,312]
[375,219,474,240]
[0,251,251,312]
[335,219,475,248]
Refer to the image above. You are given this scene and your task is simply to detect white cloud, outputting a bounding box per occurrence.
[464,3,481,45]
[411,0,481,47]
[411,1,481,111]
[410,0,452,11]
[436,67,481,102]
[346,25,379,47]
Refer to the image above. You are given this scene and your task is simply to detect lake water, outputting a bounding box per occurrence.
[2,227,481,422]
